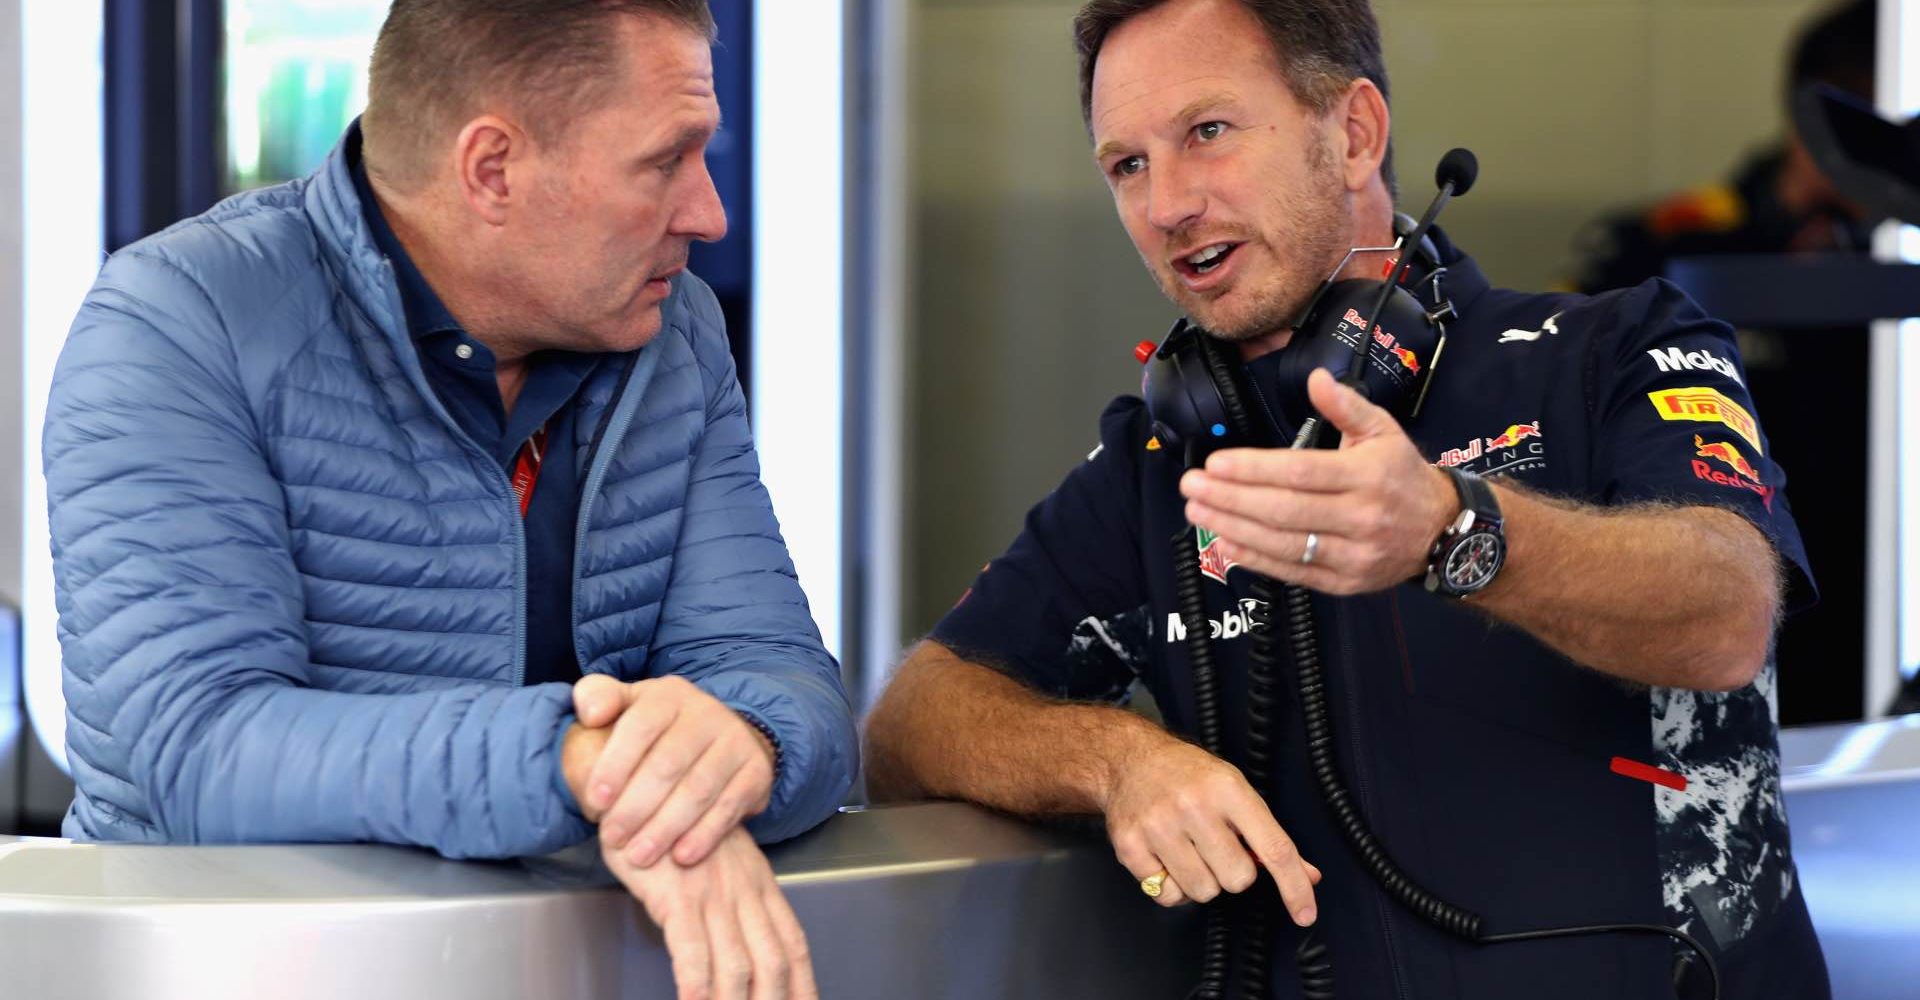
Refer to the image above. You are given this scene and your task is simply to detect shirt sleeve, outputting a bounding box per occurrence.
[929,398,1154,701]
[1586,278,1817,612]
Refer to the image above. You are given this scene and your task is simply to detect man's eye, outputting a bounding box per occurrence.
[1195,121,1226,142]
[1113,156,1145,178]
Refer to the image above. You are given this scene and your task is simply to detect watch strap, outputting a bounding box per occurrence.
[1447,467,1501,528]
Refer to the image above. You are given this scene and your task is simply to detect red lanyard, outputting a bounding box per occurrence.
[509,424,550,518]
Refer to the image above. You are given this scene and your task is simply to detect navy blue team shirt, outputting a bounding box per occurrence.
[933,230,1829,1000]
[351,134,596,688]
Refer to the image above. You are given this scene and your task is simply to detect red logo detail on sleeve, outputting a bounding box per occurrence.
[1691,435,1773,510]
[1693,435,1760,484]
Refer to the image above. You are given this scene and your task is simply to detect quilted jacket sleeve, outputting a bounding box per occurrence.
[648,281,858,844]
[46,250,590,858]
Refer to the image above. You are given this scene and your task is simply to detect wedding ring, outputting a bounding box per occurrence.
[1301,532,1321,566]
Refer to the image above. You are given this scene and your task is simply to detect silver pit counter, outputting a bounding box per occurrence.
[4,717,1918,1000]
[0,802,1199,999]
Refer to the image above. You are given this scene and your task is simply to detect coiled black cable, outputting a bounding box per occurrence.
[1244,571,1336,990]
[1171,527,1234,1000]
[1293,931,1336,1000]
[1269,575,1722,999]
[1240,577,1284,999]
[1242,587,1279,806]
[1171,529,1226,759]
[1277,578,1484,939]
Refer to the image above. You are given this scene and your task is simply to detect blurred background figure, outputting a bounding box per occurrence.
[1571,0,1877,294]
[1570,1,1876,722]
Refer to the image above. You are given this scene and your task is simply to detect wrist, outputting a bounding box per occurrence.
[1089,710,1179,813]
[738,711,781,774]
[1427,464,1462,544]
[1467,481,1524,602]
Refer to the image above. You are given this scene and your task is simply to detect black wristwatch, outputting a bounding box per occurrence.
[1424,467,1506,598]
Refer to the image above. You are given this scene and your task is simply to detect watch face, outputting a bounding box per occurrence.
[1444,530,1504,592]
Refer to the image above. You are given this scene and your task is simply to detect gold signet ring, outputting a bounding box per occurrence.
[1140,870,1170,898]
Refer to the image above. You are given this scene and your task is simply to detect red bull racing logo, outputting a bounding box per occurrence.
[1485,422,1541,451]
[1691,435,1773,510]
[1342,309,1422,373]
[1437,420,1545,472]
[1694,435,1760,483]
[1196,527,1240,584]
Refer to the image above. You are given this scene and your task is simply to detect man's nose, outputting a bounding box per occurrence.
[1144,159,1205,234]
[674,157,729,244]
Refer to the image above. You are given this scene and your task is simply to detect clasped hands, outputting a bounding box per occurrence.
[562,674,815,1000]
[1180,369,1460,596]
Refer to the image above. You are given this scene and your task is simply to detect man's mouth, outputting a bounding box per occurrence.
[1176,242,1240,274]
[1171,241,1244,287]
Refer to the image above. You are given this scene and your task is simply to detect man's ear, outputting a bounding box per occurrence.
[1335,78,1390,194]
[451,115,524,227]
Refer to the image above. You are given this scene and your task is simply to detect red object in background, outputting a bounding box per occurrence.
[1134,340,1157,365]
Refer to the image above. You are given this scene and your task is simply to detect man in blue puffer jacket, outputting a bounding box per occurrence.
[44,2,854,996]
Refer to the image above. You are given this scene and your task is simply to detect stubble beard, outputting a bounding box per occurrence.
[1153,140,1352,342]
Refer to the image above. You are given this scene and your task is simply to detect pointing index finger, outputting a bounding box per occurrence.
[1222,788,1318,926]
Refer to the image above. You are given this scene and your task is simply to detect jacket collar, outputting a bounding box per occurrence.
[304,120,413,357]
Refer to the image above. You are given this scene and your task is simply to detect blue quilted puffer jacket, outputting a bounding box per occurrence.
[45,137,857,858]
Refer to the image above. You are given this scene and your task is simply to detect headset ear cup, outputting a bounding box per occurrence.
[1195,334,1259,441]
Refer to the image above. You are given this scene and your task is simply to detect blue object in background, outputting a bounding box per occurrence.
[1,606,19,833]
[1782,718,1920,1000]
[690,1,752,298]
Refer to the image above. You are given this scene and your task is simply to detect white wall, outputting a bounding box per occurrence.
[18,2,104,800]
[0,0,19,612]
[0,0,21,828]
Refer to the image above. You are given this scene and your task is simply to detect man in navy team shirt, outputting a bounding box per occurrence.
[866,1,1830,997]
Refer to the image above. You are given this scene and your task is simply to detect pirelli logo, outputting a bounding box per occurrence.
[1648,387,1760,452]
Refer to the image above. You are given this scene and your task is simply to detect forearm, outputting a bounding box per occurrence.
[864,640,1177,816]
[148,681,589,858]
[1473,482,1781,690]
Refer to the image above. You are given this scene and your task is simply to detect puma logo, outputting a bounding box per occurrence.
[1499,312,1562,344]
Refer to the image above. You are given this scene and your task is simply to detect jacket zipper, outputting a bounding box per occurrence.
[569,353,654,675]
[372,262,532,688]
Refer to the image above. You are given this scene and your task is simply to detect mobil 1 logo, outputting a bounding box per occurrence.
[1648,345,1744,387]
